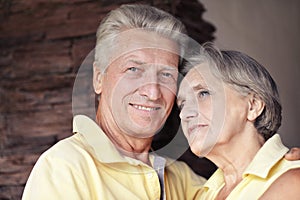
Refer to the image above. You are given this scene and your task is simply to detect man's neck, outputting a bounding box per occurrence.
[110,134,153,165]
[96,114,153,165]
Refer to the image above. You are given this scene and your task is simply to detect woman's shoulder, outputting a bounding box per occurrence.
[260,168,300,199]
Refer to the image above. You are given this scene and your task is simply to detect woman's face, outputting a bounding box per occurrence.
[177,64,250,157]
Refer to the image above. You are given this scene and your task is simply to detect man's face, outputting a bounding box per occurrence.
[94,30,179,138]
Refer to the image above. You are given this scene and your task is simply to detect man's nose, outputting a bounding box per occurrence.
[139,82,162,101]
[138,72,162,100]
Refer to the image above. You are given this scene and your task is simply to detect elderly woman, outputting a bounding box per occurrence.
[177,46,300,199]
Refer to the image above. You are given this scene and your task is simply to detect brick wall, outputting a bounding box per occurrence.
[0,0,215,199]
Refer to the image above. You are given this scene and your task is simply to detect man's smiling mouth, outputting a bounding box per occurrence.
[130,104,160,111]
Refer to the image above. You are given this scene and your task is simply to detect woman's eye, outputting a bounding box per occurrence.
[198,90,210,99]
[177,102,185,111]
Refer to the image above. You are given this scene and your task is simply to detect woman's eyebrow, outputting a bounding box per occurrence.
[176,96,183,105]
[192,83,206,91]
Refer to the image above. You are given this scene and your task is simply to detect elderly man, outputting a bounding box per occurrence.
[22,4,300,200]
[22,4,204,200]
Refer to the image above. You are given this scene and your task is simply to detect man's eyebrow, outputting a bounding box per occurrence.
[124,57,178,71]
[161,65,178,71]
[127,59,146,65]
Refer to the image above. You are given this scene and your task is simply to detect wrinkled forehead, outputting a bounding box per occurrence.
[181,64,209,87]
[111,29,180,61]
[179,63,222,93]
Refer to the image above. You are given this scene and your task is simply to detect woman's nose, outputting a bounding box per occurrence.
[179,104,198,121]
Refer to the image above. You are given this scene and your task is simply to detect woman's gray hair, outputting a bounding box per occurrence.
[183,44,282,141]
[94,4,187,72]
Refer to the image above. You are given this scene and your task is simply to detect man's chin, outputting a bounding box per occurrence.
[125,124,164,139]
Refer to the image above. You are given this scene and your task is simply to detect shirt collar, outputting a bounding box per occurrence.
[203,134,288,191]
[203,168,224,192]
[243,134,289,178]
[73,115,127,163]
[72,115,166,168]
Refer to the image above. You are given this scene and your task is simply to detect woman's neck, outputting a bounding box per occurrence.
[207,130,265,199]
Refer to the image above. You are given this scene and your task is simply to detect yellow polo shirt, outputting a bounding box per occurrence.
[200,134,300,200]
[22,115,206,200]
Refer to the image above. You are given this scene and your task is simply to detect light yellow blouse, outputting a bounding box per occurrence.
[200,134,300,200]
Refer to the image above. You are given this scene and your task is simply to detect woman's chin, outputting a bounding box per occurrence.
[190,143,214,158]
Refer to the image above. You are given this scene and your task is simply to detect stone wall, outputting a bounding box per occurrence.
[0,0,215,199]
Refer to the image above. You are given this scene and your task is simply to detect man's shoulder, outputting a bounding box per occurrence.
[38,133,92,164]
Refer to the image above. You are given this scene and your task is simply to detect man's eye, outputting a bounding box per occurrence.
[127,67,139,72]
[162,72,173,78]
[159,71,177,84]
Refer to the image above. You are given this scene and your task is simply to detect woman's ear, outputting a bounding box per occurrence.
[247,93,265,121]
[93,62,103,94]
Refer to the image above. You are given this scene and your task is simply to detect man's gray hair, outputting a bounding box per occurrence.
[183,44,282,140]
[94,4,187,72]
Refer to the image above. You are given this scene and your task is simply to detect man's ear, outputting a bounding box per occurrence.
[93,62,103,94]
[247,93,265,121]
